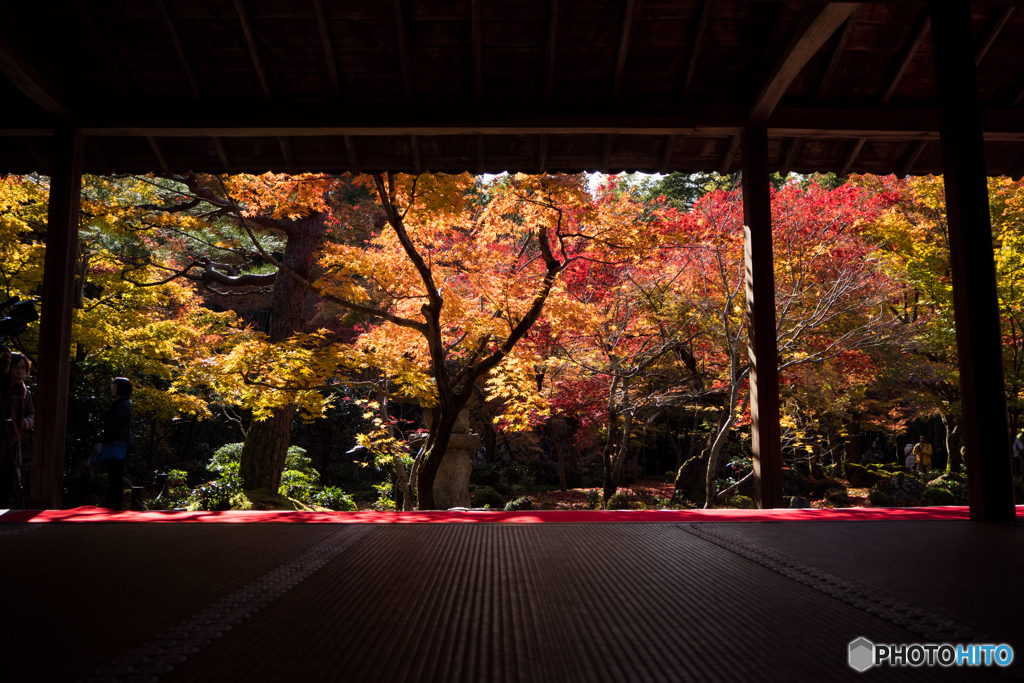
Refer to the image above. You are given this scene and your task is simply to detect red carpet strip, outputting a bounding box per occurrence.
[0,505,997,524]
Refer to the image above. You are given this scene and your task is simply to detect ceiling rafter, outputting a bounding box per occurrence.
[813,5,861,101]
[211,137,234,174]
[86,136,113,175]
[537,134,548,173]
[20,136,49,174]
[778,136,804,176]
[343,135,360,173]
[155,0,202,99]
[476,133,485,174]
[975,7,1015,66]
[612,0,637,99]
[147,136,173,174]
[74,0,133,98]
[837,137,866,176]
[472,0,483,98]
[312,0,342,99]
[600,134,614,173]
[1011,152,1024,180]
[896,139,927,177]
[394,0,414,100]
[0,11,70,117]
[234,0,273,99]
[748,3,859,121]
[879,9,930,104]
[658,134,676,174]
[681,0,712,99]
[279,136,297,175]
[544,0,559,99]
[410,134,421,173]
[719,134,740,175]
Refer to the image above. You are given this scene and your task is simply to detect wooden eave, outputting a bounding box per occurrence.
[2,0,1024,177]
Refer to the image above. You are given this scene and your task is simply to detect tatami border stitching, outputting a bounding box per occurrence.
[78,525,376,683]
[678,523,1005,647]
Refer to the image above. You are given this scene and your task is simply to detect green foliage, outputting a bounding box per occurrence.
[867,489,893,507]
[844,463,889,488]
[469,485,506,509]
[279,469,319,503]
[188,442,323,509]
[185,477,239,511]
[586,489,601,509]
[498,462,534,495]
[372,481,397,511]
[470,464,501,488]
[605,493,633,510]
[919,487,957,506]
[724,494,755,509]
[809,478,847,500]
[313,486,357,511]
[824,489,850,506]
[634,172,740,210]
[504,496,533,511]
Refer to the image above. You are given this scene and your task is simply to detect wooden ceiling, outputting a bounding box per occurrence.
[1,0,1024,177]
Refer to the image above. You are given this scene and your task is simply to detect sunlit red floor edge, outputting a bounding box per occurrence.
[2,504,1012,524]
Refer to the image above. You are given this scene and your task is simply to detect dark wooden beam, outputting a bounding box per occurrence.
[537,133,548,173]
[0,6,70,116]
[74,0,133,98]
[778,136,804,177]
[476,133,485,174]
[742,126,783,510]
[896,139,927,176]
[85,136,113,176]
[836,137,866,176]
[147,136,173,174]
[681,0,712,99]
[28,128,81,510]
[212,136,235,174]
[600,134,614,173]
[312,0,342,99]
[344,135,360,173]
[394,0,414,100]
[813,6,861,102]
[1014,81,1024,107]
[612,0,637,99]
[658,134,676,174]
[278,136,297,175]
[719,134,740,175]
[21,136,49,174]
[749,3,858,121]
[155,0,202,99]
[410,134,420,173]
[234,0,273,99]
[544,0,559,99]
[472,0,483,99]
[879,9,930,104]
[975,7,1014,66]
[931,0,1015,522]
[1012,152,1024,180]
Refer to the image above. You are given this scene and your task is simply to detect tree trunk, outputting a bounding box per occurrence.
[604,412,633,500]
[238,214,325,491]
[549,418,568,492]
[240,405,294,491]
[844,412,862,465]
[415,404,462,510]
[941,411,963,473]
[704,402,737,508]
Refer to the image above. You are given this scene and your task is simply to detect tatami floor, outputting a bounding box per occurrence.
[1,513,1021,682]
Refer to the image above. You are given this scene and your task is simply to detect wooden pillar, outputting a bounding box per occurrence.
[742,127,783,509]
[27,128,81,509]
[931,0,1015,521]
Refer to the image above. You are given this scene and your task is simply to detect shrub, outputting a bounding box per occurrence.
[186,478,239,511]
[866,489,893,507]
[724,494,754,509]
[498,462,534,494]
[870,473,925,505]
[920,487,957,507]
[824,489,850,506]
[504,496,533,511]
[313,486,357,511]
[809,478,847,500]
[279,469,319,503]
[470,464,501,489]
[586,489,601,509]
[606,493,633,510]
[844,463,889,488]
[470,486,506,509]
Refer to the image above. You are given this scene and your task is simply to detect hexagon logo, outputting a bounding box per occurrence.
[849,638,875,672]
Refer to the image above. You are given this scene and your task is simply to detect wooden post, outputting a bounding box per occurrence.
[931,0,1015,521]
[742,127,783,509]
[27,128,81,510]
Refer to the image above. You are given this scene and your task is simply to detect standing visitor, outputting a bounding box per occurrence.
[6,353,34,504]
[913,435,933,474]
[862,442,883,465]
[1013,433,1023,476]
[94,377,134,511]
[904,441,915,470]
[0,348,13,506]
